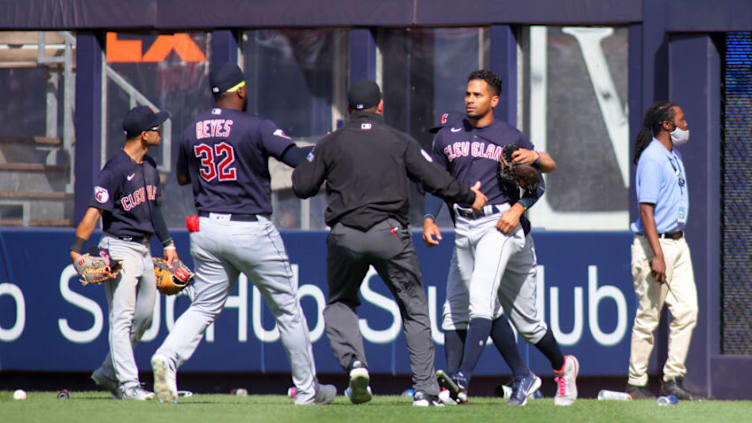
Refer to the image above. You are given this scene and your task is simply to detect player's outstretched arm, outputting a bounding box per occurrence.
[291,146,326,199]
[70,207,103,261]
[279,144,314,168]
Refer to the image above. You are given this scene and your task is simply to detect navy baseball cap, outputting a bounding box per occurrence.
[348,79,381,110]
[210,62,246,95]
[428,111,465,134]
[123,106,170,138]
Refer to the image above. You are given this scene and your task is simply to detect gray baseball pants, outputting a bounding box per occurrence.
[153,215,321,404]
[93,235,157,389]
[325,218,440,396]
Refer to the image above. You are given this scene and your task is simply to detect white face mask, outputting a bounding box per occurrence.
[670,126,690,146]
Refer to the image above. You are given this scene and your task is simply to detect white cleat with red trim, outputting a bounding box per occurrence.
[554,355,579,406]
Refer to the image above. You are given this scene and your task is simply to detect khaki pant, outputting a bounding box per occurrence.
[628,235,698,386]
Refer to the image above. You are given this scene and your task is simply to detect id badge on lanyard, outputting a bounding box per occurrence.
[677,201,687,224]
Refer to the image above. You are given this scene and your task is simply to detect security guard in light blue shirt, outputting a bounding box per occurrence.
[631,140,689,234]
[626,101,698,401]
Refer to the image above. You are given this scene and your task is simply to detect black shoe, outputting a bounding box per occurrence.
[412,391,444,407]
[436,370,468,404]
[626,383,655,399]
[661,377,694,401]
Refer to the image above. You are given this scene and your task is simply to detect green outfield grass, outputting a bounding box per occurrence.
[0,391,750,423]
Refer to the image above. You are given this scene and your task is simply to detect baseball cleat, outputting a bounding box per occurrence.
[348,361,372,405]
[91,367,119,399]
[506,371,542,406]
[118,384,155,400]
[436,370,468,404]
[412,391,445,407]
[151,354,178,404]
[438,388,457,405]
[554,355,579,406]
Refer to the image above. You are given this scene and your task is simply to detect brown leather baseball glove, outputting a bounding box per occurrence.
[73,248,122,285]
[153,257,195,295]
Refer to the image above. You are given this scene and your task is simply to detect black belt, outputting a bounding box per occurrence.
[107,233,151,246]
[198,211,260,222]
[455,205,500,219]
[637,231,684,240]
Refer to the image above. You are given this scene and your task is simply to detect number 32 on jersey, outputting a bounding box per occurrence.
[193,142,237,182]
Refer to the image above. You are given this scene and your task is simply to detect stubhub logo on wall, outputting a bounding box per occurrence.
[0,229,635,376]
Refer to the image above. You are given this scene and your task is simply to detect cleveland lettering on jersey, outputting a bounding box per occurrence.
[443,141,502,162]
[120,185,158,211]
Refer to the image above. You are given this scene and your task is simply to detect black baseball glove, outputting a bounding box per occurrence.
[499,144,542,194]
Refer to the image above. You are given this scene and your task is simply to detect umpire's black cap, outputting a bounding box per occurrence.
[348,79,381,110]
[123,105,170,138]
[428,111,465,134]
[210,62,246,95]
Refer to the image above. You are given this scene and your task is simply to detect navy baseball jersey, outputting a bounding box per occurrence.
[431,118,535,206]
[89,150,160,237]
[177,107,294,215]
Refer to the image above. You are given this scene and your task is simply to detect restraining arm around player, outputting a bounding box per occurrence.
[423,70,577,407]
[70,106,181,401]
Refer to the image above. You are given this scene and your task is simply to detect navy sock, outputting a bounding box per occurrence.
[443,329,466,375]
[534,328,565,371]
[458,318,493,379]
[490,315,528,378]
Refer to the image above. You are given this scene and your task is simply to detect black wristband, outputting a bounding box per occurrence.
[161,237,174,248]
[71,236,87,254]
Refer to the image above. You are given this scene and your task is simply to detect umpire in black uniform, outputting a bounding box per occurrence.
[292,80,487,407]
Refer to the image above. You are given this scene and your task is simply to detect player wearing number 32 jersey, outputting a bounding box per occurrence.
[150,62,335,405]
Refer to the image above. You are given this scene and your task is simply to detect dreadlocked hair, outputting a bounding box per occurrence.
[633,101,676,164]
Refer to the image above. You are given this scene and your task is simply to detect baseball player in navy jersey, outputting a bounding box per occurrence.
[423,70,578,406]
[70,106,180,400]
[149,62,335,405]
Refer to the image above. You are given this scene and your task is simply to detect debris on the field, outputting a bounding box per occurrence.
[13,389,26,400]
[231,388,248,396]
[401,388,415,398]
[597,390,632,400]
[177,390,193,397]
[287,387,296,398]
[57,389,70,399]
[657,395,678,406]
